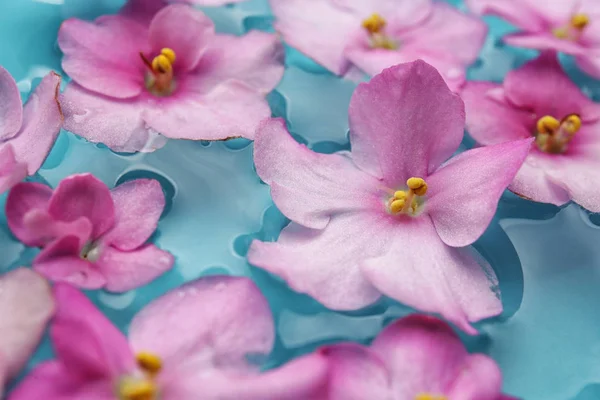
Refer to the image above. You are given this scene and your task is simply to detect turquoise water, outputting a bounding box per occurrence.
[1,1,600,399]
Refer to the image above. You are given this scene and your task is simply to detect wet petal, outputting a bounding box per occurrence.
[0,66,23,140]
[0,145,27,196]
[6,181,53,246]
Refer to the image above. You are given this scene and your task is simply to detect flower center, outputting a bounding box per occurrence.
[140,48,177,97]
[362,13,398,50]
[387,177,428,216]
[118,352,163,400]
[80,241,101,263]
[553,13,589,40]
[535,114,581,153]
[415,394,447,400]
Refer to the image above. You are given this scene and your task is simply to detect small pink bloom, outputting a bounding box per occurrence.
[467,0,600,78]
[321,314,515,400]
[0,67,63,194]
[59,4,284,152]
[6,173,174,292]
[9,277,329,399]
[248,61,533,334]
[0,268,54,394]
[270,0,486,91]
[462,52,600,211]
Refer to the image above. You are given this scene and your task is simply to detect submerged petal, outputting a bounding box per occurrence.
[0,66,23,140]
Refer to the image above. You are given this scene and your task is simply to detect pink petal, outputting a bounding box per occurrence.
[148,5,215,72]
[426,139,533,248]
[120,0,166,24]
[0,268,54,380]
[320,343,392,400]
[462,82,533,145]
[50,284,134,380]
[58,16,149,99]
[270,0,358,75]
[48,174,115,240]
[248,212,390,311]
[60,84,150,153]
[253,118,380,229]
[348,61,464,183]
[95,244,174,292]
[0,66,23,140]
[8,72,63,175]
[195,31,284,94]
[185,0,252,5]
[504,32,587,55]
[129,276,274,373]
[575,54,600,79]
[333,0,432,27]
[370,315,503,397]
[9,361,115,400]
[0,145,27,195]
[465,0,547,31]
[143,80,271,141]
[6,181,53,246]
[104,179,165,251]
[33,236,106,289]
[503,52,594,118]
[360,219,502,334]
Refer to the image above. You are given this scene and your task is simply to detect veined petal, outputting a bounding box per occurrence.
[0,66,23,140]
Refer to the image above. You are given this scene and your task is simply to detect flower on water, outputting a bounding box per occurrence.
[0,67,63,194]
[6,173,174,292]
[320,315,516,400]
[462,52,600,210]
[9,277,329,400]
[467,0,600,78]
[269,0,486,91]
[0,268,54,394]
[58,3,284,153]
[248,61,533,334]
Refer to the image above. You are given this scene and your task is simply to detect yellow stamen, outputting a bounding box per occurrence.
[388,177,428,216]
[571,13,589,30]
[536,116,560,135]
[119,380,157,400]
[136,352,162,376]
[151,54,172,73]
[362,13,386,34]
[535,114,582,153]
[160,47,176,64]
[390,199,406,214]
[415,394,447,400]
[554,13,589,39]
[407,177,428,196]
[562,114,582,134]
[394,190,407,200]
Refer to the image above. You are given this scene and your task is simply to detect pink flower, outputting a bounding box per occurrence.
[59,3,284,153]
[0,67,63,194]
[320,314,516,400]
[467,0,600,78]
[6,173,174,292]
[269,0,486,91]
[0,268,54,394]
[9,277,329,400]
[248,61,533,334]
[462,52,600,211]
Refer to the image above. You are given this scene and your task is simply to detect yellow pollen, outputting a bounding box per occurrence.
[362,13,386,34]
[535,114,582,153]
[536,116,560,135]
[571,13,589,30]
[136,352,162,376]
[390,198,405,214]
[152,54,172,73]
[562,114,582,134]
[160,47,176,64]
[388,177,428,215]
[407,177,428,196]
[119,380,157,400]
[415,394,447,400]
[394,190,407,200]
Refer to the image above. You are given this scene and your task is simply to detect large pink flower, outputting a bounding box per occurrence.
[0,268,54,394]
[462,52,600,210]
[270,0,486,91]
[248,61,533,334]
[467,0,600,78]
[9,277,329,400]
[59,4,284,152]
[0,67,63,194]
[321,314,516,400]
[5,173,174,292]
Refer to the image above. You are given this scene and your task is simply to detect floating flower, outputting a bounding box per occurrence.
[248,61,532,334]
[269,0,486,91]
[0,268,54,394]
[6,173,174,291]
[467,0,600,78]
[462,52,600,210]
[0,67,63,194]
[58,4,284,152]
[10,277,328,399]
[321,314,516,400]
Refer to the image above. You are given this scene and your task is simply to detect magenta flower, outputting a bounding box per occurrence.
[58,4,284,152]
[270,0,486,91]
[10,277,328,400]
[467,0,600,78]
[462,52,600,210]
[321,315,516,400]
[0,268,54,394]
[0,67,63,194]
[6,173,174,291]
[248,61,533,334]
